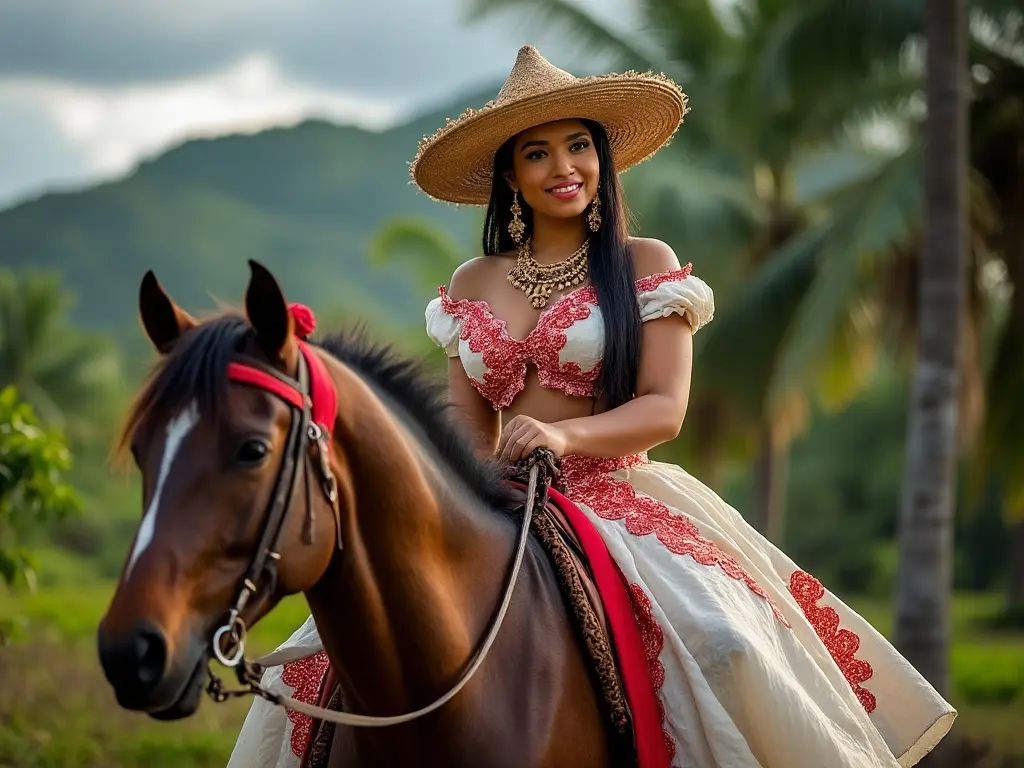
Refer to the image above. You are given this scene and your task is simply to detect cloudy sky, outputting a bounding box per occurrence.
[0,0,635,208]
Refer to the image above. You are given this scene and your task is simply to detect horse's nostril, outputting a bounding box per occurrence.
[134,626,167,686]
[98,620,169,698]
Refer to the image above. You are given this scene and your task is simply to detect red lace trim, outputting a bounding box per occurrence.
[560,454,789,626]
[436,265,693,410]
[635,263,692,293]
[788,571,877,712]
[439,286,600,408]
[627,582,677,762]
[281,651,331,757]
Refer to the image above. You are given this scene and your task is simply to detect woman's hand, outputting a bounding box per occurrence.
[496,415,568,464]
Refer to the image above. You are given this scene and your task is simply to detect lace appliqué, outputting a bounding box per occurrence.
[436,265,693,410]
[788,571,877,712]
[628,582,677,763]
[439,287,601,408]
[560,454,789,626]
[635,263,692,293]
[281,651,331,757]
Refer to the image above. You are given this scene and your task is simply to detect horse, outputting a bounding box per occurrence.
[96,260,615,767]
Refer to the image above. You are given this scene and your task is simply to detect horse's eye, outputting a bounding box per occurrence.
[235,439,269,467]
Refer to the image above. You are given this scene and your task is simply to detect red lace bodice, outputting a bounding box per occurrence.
[427,265,714,410]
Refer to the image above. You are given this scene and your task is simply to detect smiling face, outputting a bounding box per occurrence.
[508,119,600,223]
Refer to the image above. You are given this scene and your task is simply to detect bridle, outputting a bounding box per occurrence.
[208,340,341,671]
[202,324,548,729]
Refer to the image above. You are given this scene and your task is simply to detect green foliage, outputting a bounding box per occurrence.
[370,214,472,296]
[0,387,80,594]
[0,107,494,350]
[0,585,312,767]
[0,269,122,445]
[953,642,1024,706]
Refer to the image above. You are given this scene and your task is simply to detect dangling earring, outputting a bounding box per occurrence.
[509,189,526,245]
[587,189,602,233]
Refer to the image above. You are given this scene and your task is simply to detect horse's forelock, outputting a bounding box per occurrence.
[114,312,251,468]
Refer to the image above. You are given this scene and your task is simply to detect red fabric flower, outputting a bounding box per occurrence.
[289,303,316,339]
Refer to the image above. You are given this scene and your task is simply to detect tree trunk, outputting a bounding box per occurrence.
[754,421,789,543]
[894,1,968,764]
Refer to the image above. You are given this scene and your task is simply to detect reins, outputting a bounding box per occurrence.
[203,323,560,728]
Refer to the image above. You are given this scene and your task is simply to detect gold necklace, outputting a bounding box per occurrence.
[506,238,590,309]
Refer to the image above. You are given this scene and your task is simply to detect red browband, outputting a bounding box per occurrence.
[225,303,337,436]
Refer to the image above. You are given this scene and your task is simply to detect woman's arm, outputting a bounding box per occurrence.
[443,257,501,459]
[554,313,692,458]
[448,357,500,459]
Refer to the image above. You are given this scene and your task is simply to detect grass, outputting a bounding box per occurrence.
[0,581,311,652]
[831,591,1024,763]
[0,582,311,768]
[1,578,1023,767]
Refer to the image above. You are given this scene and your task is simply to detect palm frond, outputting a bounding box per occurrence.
[21,272,71,344]
[784,0,923,94]
[767,146,921,413]
[0,269,125,443]
[692,222,823,418]
[970,0,1024,34]
[462,0,672,75]
[369,216,470,295]
[639,0,735,75]
[793,66,921,151]
[809,300,881,412]
[746,5,812,116]
[622,155,762,271]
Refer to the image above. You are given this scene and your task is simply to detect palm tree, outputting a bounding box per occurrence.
[962,10,1024,613]
[465,0,921,540]
[467,2,1024,562]
[370,216,469,295]
[893,4,969,758]
[368,215,472,364]
[730,2,1024,613]
[0,269,121,445]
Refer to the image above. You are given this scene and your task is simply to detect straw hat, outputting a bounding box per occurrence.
[409,45,688,205]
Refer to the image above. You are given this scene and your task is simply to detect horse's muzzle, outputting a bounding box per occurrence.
[97,619,205,717]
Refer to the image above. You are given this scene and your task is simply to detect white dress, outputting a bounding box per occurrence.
[227,265,956,768]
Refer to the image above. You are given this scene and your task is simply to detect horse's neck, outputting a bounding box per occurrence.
[305,358,517,719]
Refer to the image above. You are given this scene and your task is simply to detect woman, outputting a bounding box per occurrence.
[415,46,954,767]
[230,46,955,768]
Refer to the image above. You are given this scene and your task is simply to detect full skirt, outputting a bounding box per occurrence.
[226,452,956,768]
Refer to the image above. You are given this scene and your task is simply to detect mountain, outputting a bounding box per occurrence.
[0,77,886,362]
[0,84,501,351]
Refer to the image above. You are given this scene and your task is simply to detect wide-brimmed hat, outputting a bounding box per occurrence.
[409,45,688,205]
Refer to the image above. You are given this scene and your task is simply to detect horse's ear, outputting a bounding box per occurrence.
[139,270,197,354]
[245,259,295,360]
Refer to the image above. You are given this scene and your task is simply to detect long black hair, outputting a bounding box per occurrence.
[481,119,641,410]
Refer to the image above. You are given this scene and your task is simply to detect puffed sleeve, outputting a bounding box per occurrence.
[637,269,715,333]
[425,291,462,357]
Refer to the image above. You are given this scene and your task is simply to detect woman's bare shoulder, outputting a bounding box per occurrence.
[447,254,515,301]
[627,236,683,279]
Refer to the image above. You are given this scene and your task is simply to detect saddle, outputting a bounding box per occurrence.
[301,452,668,768]
[505,473,635,758]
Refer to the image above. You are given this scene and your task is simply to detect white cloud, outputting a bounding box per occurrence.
[0,0,637,207]
[0,54,405,189]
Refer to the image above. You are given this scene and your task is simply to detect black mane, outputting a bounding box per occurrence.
[118,314,252,453]
[119,314,516,511]
[313,328,518,511]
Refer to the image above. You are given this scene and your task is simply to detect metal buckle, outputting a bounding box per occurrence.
[212,609,247,667]
[308,423,339,505]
